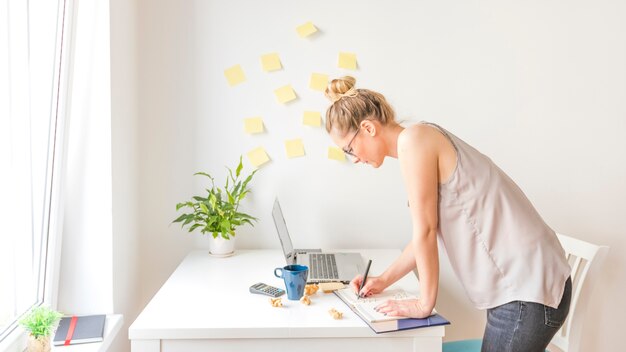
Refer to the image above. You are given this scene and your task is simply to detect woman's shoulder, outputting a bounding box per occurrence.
[398,123,441,148]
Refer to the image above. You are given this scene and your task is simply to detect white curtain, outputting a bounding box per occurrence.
[57,0,114,316]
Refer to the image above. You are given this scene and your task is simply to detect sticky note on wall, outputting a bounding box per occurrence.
[247,147,270,167]
[261,53,282,72]
[224,64,246,86]
[303,111,322,127]
[274,85,297,104]
[338,52,357,70]
[328,147,346,162]
[285,139,305,158]
[309,73,328,92]
[296,21,318,38]
[244,117,264,134]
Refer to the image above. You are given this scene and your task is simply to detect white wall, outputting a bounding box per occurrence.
[125,0,626,351]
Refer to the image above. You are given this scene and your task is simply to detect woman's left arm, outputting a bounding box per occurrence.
[377,125,440,318]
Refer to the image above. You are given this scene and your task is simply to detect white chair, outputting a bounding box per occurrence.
[443,233,609,352]
[548,233,609,352]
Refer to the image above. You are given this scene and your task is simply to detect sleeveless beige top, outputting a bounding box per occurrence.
[423,122,571,309]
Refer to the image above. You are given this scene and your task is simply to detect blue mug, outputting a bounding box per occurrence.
[274,265,309,300]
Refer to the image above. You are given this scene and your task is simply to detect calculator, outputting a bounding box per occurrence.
[249,282,285,297]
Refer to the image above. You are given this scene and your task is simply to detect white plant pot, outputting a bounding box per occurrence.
[208,233,236,257]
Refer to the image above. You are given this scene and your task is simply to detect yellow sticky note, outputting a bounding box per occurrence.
[244,117,264,134]
[285,139,305,158]
[224,64,246,86]
[338,52,357,70]
[261,53,282,72]
[247,147,270,167]
[274,85,297,104]
[303,111,322,127]
[328,147,346,162]
[309,73,328,92]
[296,21,318,38]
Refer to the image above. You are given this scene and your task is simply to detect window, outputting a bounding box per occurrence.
[0,0,67,343]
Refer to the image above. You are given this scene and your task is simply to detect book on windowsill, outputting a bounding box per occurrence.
[334,288,450,334]
[52,314,106,346]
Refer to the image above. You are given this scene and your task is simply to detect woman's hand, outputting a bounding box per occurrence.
[349,275,387,298]
[374,298,433,319]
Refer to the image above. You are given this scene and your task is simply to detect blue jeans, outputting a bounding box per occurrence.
[481,277,572,352]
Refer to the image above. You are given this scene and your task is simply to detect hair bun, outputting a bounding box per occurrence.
[325,76,357,103]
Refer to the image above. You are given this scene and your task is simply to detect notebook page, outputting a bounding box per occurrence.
[335,288,419,322]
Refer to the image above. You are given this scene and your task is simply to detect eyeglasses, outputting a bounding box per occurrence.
[342,126,361,158]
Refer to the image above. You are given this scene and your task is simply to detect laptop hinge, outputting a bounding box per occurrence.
[286,252,296,265]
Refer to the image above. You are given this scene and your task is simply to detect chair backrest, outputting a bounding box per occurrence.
[550,233,609,352]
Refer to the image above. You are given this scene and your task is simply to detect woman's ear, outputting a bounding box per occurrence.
[361,120,377,136]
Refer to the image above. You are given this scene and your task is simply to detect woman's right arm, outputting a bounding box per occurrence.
[381,242,418,285]
[350,242,417,296]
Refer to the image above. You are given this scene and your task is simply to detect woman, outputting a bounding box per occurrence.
[325,76,572,351]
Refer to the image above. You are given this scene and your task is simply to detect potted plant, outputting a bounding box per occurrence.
[19,305,62,352]
[173,156,258,256]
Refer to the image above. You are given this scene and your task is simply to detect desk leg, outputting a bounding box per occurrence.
[131,339,160,352]
[413,337,442,352]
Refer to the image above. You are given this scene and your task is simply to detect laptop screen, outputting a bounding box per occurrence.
[272,198,295,263]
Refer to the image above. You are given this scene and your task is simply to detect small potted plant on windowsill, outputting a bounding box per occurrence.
[173,156,258,257]
[19,305,62,352]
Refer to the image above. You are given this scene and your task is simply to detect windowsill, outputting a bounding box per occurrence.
[0,315,123,352]
[51,315,123,352]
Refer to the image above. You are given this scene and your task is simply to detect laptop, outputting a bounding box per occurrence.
[272,198,365,283]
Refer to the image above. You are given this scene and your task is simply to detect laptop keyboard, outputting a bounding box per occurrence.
[309,253,339,280]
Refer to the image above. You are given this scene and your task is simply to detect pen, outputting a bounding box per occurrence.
[357,259,372,299]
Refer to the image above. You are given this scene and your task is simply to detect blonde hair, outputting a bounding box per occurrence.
[324,76,396,135]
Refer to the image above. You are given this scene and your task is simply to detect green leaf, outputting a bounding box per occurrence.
[232,182,242,198]
[241,170,257,190]
[192,196,207,202]
[194,171,213,179]
[212,232,218,239]
[235,156,243,177]
[227,166,236,184]
[209,194,217,209]
[234,211,256,220]
[220,219,231,233]
[204,219,215,231]
[227,190,235,205]
[199,203,209,214]
[189,223,202,232]
[172,213,188,223]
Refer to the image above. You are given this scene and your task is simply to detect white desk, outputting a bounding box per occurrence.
[129,249,445,352]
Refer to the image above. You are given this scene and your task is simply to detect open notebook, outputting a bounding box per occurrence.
[334,287,450,333]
